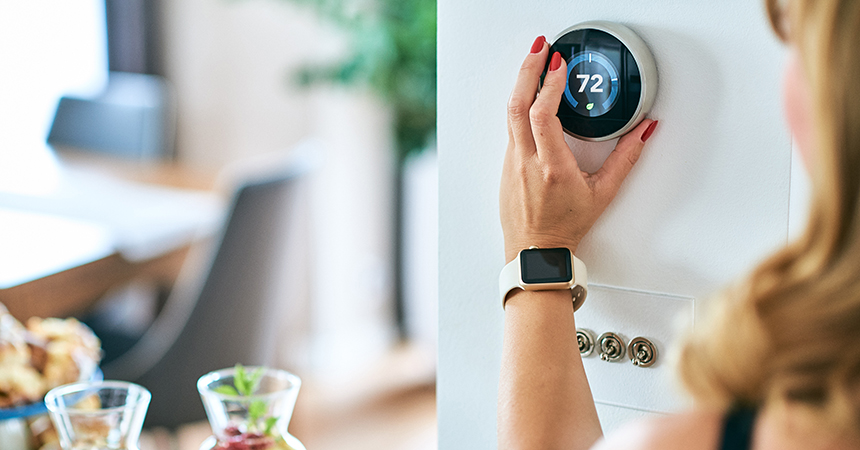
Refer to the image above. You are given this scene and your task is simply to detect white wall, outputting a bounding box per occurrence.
[438,1,794,447]
[162,0,345,169]
[0,0,107,194]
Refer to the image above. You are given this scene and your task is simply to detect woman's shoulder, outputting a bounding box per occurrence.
[591,408,724,450]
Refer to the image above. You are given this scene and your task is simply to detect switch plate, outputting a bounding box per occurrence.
[576,285,694,413]
[595,402,662,434]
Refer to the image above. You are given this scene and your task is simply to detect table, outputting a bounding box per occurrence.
[0,152,223,322]
[0,241,190,322]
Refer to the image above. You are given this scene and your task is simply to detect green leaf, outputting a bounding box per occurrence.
[264,416,279,435]
[248,400,267,423]
[247,367,265,395]
[213,385,239,396]
[233,364,267,396]
[277,0,437,159]
[234,364,249,396]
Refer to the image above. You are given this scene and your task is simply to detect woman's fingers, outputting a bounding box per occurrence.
[507,36,549,157]
[529,52,571,165]
[591,119,658,199]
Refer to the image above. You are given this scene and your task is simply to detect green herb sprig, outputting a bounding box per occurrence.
[213,364,280,436]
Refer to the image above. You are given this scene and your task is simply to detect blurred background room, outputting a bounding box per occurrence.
[0,0,436,449]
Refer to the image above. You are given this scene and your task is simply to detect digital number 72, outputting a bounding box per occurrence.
[575,74,604,93]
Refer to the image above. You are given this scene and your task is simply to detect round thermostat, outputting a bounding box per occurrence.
[542,21,658,141]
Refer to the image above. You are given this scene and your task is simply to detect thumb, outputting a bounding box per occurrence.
[591,119,658,196]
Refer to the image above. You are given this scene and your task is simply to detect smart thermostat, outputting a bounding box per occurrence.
[543,21,658,141]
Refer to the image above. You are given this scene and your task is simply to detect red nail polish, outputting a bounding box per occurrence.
[549,52,562,71]
[530,35,546,54]
[640,120,659,142]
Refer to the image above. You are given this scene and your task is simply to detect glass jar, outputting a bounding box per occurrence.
[44,381,151,450]
[197,367,305,450]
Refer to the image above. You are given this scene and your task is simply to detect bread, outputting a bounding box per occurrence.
[0,305,102,408]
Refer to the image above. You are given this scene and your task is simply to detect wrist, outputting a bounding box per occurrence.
[504,288,573,311]
[505,240,580,262]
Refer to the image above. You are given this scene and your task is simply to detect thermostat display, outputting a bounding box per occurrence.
[544,22,657,141]
[565,50,619,117]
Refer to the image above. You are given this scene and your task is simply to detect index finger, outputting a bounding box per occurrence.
[507,36,549,157]
[529,51,572,166]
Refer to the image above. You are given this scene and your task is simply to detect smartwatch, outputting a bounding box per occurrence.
[499,246,588,311]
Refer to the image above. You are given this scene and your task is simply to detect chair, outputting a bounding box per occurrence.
[47,72,174,160]
[101,144,318,427]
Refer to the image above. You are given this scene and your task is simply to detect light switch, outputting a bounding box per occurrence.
[576,285,694,413]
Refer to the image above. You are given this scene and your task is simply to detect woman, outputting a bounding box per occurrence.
[498,0,860,449]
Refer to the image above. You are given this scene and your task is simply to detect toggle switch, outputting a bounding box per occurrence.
[628,337,657,367]
[576,328,595,357]
[597,332,626,362]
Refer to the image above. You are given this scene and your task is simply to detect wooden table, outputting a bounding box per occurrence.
[0,152,220,322]
[0,246,190,322]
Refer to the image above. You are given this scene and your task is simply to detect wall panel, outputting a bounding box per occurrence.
[439,1,794,447]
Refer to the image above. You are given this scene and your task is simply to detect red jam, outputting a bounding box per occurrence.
[214,426,276,450]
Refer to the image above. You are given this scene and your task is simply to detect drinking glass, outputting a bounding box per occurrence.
[44,381,151,450]
[197,367,305,450]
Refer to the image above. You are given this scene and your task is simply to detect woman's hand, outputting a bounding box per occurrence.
[500,36,658,262]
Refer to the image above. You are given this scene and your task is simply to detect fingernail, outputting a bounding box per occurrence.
[549,52,562,71]
[640,120,659,142]
[530,35,546,54]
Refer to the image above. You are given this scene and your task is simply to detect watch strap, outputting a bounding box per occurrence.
[499,252,523,307]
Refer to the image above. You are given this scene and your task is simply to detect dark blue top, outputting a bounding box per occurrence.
[720,406,758,450]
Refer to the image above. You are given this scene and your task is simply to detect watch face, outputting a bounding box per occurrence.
[520,248,573,284]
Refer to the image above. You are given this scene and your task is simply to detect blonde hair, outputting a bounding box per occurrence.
[676,0,860,435]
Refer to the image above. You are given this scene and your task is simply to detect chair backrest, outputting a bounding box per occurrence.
[102,147,316,427]
[47,72,174,160]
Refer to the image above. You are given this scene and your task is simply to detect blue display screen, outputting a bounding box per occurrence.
[563,51,620,117]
